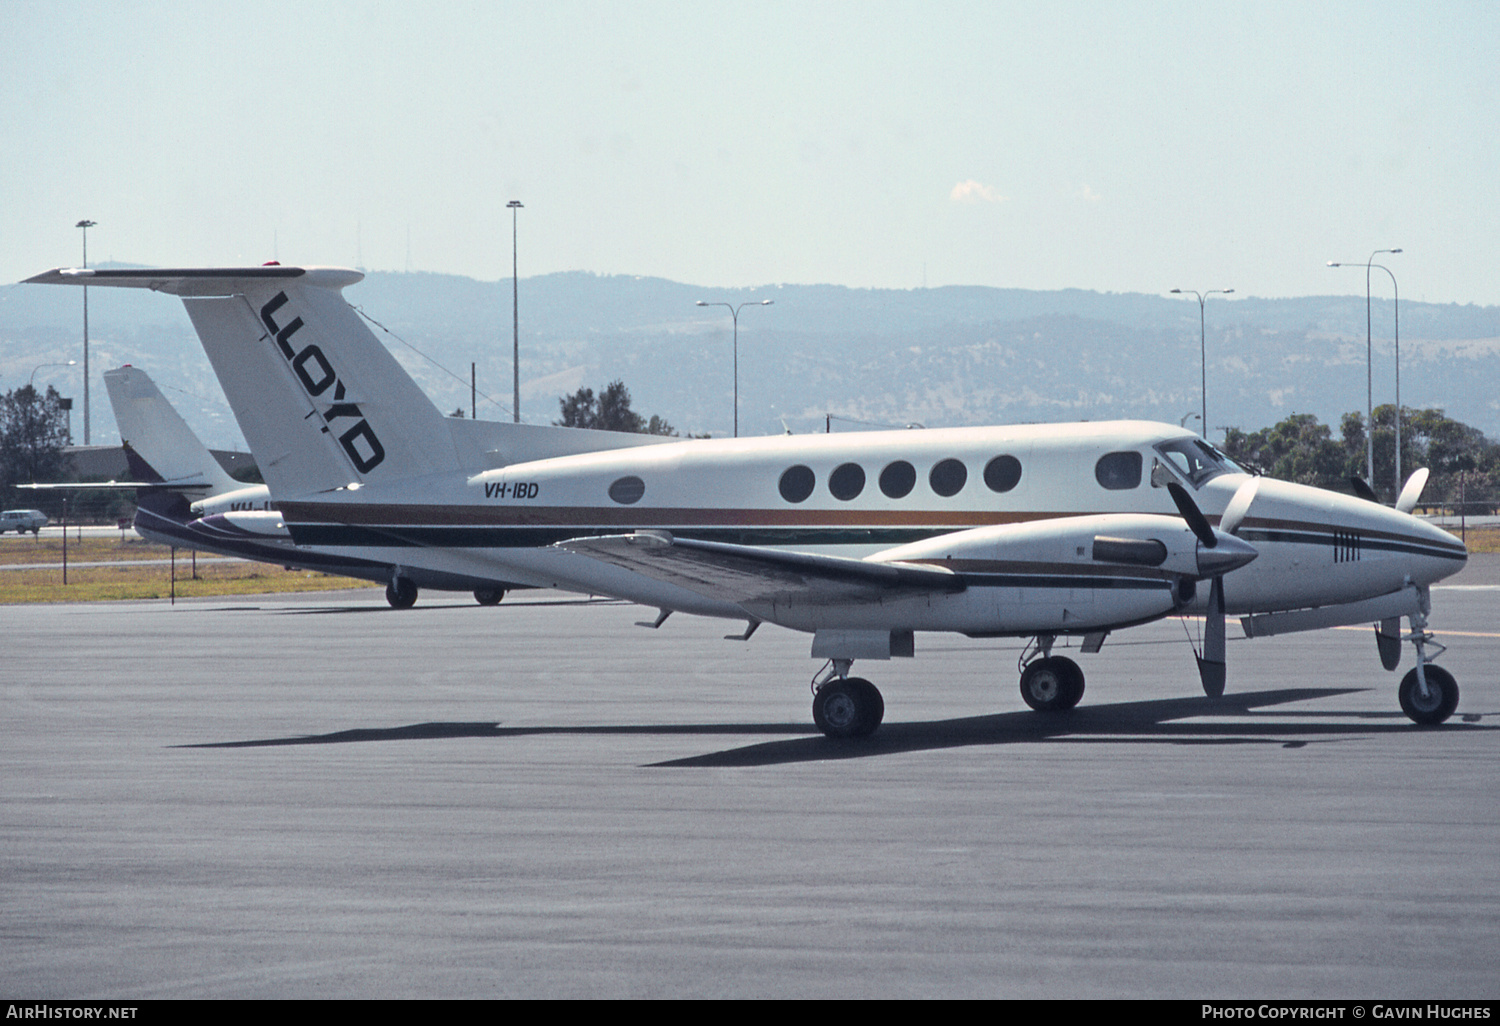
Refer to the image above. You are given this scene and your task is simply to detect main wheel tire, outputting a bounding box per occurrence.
[1399,666,1459,725]
[813,677,884,738]
[385,578,418,609]
[474,588,505,606]
[1020,656,1085,712]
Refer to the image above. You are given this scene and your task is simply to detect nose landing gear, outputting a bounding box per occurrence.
[1398,602,1459,725]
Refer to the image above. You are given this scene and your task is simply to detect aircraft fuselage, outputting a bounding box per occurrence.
[271,420,1466,633]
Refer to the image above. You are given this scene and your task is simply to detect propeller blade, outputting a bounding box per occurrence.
[1218,477,1260,536]
[1396,467,1430,515]
[1167,482,1217,549]
[1195,575,1227,698]
[1349,476,1378,503]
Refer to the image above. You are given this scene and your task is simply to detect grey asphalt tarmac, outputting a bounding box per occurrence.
[4,558,1498,999]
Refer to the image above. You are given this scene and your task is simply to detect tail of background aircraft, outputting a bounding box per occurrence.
[103,365,241,497]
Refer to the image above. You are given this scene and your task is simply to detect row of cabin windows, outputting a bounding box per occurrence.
[606,451,1142,505]
[780,455,1022,503]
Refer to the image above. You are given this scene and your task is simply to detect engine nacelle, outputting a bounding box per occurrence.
[873,513,1251,580]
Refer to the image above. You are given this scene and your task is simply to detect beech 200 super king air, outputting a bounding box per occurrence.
[26,265,1469,736]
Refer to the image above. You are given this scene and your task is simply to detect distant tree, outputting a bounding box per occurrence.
[1222,413,1346,491]
[0,385,73,505]
[1385,406,1499,512]
[556,380,676,435]
[1225,407,1500,511]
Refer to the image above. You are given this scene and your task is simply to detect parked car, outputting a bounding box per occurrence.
[0,509,48,535]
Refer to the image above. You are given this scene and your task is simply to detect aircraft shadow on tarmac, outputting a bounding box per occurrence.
[176,688,1494,766]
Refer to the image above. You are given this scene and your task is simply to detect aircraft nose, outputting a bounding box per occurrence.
[1196,532,1258,577]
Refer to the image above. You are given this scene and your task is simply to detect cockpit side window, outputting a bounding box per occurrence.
[1152,439,1244,487]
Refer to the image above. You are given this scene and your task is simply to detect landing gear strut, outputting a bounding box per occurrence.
[1017,636,1085,712]
[811,660,884,738]
[1398,599,1459,725]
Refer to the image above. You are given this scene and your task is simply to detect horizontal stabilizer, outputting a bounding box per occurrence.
[17,479,209,491]
[23,265,361,296]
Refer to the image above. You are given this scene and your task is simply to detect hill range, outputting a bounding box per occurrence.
[4,266,1497,451]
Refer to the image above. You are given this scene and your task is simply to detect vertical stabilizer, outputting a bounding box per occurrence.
[21,266,464,500]
[183,275,463,499]
[103,366,239,495]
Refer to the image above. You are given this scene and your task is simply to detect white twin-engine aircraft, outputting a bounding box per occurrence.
[27,265,1468,736]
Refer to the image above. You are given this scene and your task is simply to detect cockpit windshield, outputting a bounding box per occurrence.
[1152,438,1247,488]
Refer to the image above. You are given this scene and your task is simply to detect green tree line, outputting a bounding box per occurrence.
[1222,405,1499,512]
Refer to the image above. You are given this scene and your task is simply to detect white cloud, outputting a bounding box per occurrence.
[1076,184,1102,203]
[950,179,1008,204]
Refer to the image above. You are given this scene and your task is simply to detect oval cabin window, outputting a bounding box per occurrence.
[879,460,916,499]
[829,462,866,501]
[984,455,1022,493]
[779,465,816,503]
[929,458,968,497]
[608,475,646,504]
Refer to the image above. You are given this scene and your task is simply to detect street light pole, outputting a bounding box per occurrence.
[1328,249,1401,493]
[1170,287,1233,438]
[29,360,77,387]
[696,299,774,437]
[1375,264,1401,496]
[76,220,96,444]
[507,200,523,424]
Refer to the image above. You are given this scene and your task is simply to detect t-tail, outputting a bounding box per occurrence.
[28,266,462,502]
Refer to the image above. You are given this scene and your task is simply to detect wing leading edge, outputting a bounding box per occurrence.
[555,531,965,606]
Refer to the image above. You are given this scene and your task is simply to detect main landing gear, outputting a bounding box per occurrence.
[811,660,885,738]
[807,636,1091,739]
[386,577,418,609]
[387,580,508,609]
[1395,602,1460,726]
[1017,635,1085,712]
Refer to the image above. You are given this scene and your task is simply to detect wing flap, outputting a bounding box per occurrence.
[556,532,964,605]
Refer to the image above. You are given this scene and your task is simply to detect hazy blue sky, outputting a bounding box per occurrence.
[4,1,1496,304]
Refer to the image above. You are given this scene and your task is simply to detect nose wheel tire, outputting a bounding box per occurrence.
[1399,666,1459,725]
[474,588,505,606]
[813,677,884,738]
[1019,656,1085,712]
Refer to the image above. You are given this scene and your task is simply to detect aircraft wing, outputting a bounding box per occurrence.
[556,531,964,605]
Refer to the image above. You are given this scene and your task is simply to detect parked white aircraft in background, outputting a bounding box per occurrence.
[102,364,533,606]
[27,265,1468,735]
